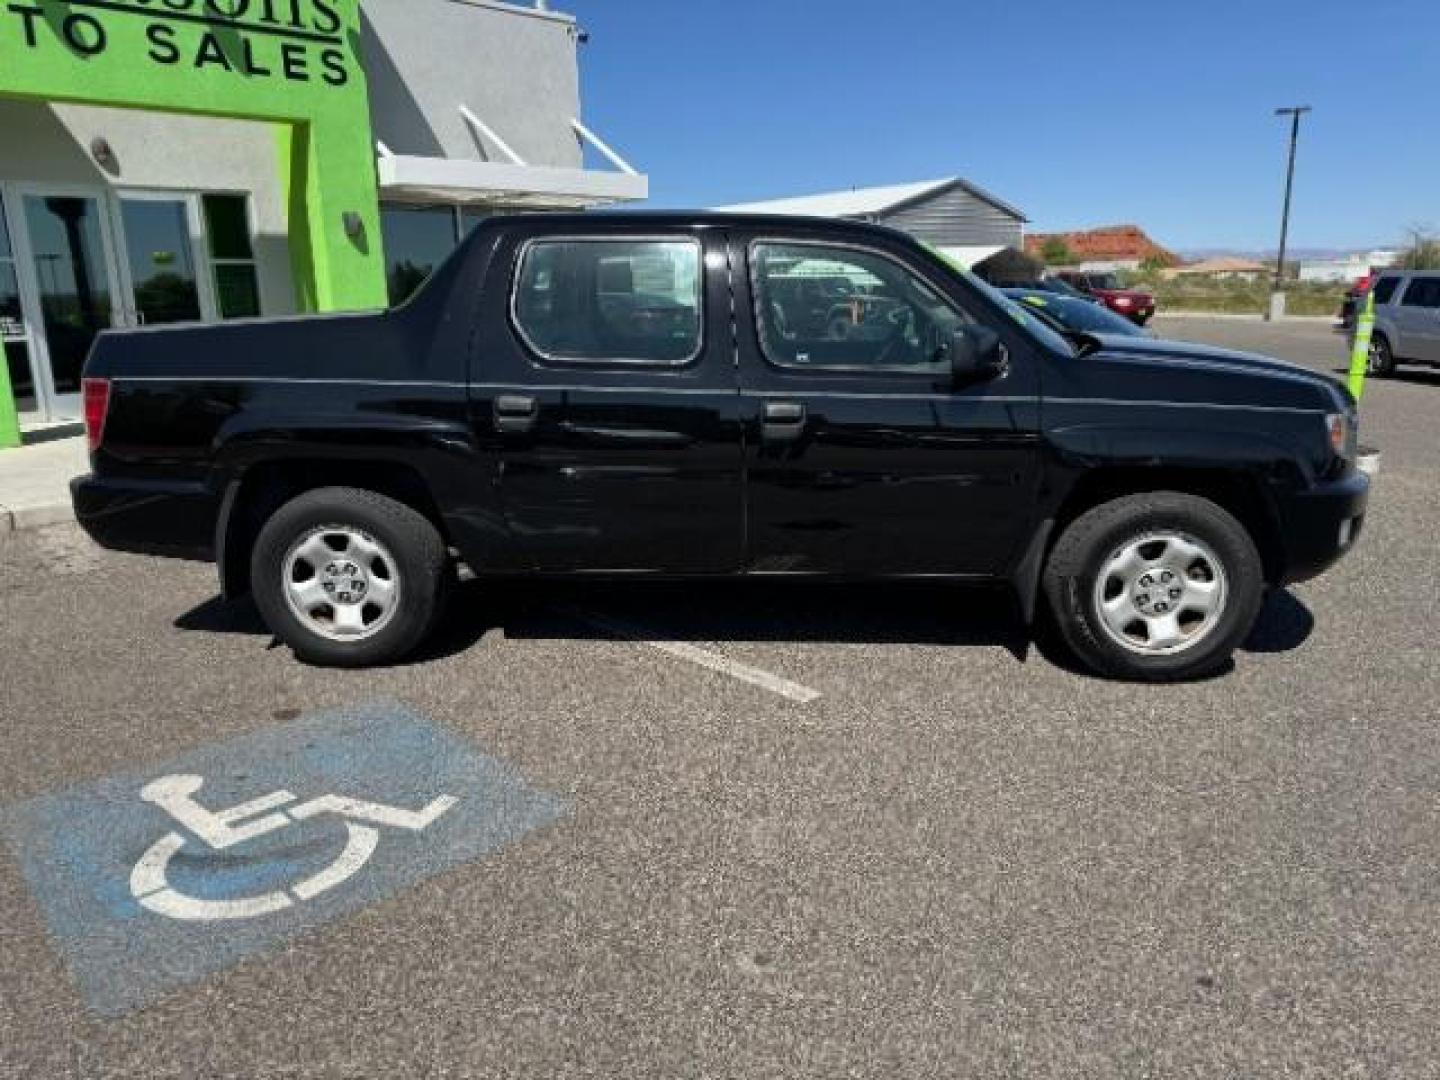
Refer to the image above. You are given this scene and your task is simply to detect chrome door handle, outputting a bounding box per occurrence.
[494,394,538,433]
[761,400,806,442]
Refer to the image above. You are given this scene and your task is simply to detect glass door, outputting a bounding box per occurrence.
[16,189,122,420]
[111,193,216,329]
[0,193,40,422]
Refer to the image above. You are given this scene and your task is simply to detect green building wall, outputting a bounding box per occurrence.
[0,0,389,446]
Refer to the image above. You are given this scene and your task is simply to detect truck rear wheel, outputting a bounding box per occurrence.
[1042,492,1265,682]
[250,487,448,668]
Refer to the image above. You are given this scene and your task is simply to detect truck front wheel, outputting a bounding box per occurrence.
[250,487,448,668]
[1042,492,1265,682]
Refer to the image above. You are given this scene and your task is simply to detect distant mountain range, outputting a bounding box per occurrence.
[1177,246,1396,262]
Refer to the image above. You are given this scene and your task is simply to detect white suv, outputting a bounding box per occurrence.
[1367,271,1440,375]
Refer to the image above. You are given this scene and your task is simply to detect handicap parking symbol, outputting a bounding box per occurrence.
[2,702,569,1016]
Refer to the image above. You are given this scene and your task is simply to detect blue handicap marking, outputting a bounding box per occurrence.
[1,701,570,1017]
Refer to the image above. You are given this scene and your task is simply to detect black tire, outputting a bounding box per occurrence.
[1042,492,1265,682]
[250,487,449,668]
[1367,333,1396,377]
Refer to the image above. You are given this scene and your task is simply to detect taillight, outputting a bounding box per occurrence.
[83,377,111,452]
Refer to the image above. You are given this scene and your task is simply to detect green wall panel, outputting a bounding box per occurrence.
[0,0,388,437]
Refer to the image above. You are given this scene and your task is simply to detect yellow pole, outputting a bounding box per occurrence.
[1347,289,1376,403]
[0,339,20,450]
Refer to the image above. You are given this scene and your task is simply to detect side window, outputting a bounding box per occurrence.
[202,195,261,319]
[751,242,967,373]
[512,238,702,366]
[1370,276,1401,306]
[1401,278,1440,309]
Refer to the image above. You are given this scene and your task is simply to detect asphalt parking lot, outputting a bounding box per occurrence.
[2,317,1436,1077]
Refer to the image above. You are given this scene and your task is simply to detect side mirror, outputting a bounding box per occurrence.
[949,324,1006,383]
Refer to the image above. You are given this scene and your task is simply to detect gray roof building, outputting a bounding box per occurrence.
[717,176,1027,251]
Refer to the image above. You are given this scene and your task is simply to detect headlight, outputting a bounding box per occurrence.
[1326,412,1355,458]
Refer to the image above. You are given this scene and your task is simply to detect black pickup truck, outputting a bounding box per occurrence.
[72,213,1369,681]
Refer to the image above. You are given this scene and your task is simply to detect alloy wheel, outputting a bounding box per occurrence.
[1092,531,1229,656]
[282,526,402,642]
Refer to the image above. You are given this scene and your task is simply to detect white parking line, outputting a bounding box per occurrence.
[567,609,822,704]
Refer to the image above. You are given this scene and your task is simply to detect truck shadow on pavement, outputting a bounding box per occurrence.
[176,580,1314,677]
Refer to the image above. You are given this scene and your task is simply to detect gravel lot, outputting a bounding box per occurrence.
[1,317,1435,1077]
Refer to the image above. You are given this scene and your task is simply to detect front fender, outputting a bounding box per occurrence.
[1045,423,1314,485]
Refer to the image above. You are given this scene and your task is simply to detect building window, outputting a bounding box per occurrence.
[380,206,457,307]
[202,195,261,319]
[381,205,523,306]
[512,239,702,366]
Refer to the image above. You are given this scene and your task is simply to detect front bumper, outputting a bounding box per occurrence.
[71,475,218,561]
[1274,466,1371,584]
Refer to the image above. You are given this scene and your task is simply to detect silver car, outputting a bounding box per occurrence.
[1367,271,1440,375]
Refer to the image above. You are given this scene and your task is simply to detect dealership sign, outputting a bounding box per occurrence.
[0,0,388,417]
[2,1,352,85]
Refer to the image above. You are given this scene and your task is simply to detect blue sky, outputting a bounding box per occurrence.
[572,0,1437,252]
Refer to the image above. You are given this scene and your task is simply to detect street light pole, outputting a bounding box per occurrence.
[1269,105,1311,320]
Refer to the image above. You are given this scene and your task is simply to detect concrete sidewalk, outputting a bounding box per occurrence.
[0,436,87,533]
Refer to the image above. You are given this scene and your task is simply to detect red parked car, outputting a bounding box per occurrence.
[1054,271,1156,325]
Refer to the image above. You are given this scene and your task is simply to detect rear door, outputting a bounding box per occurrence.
[471,223,743,573]
[1397,276,1440,362]
[732,231,1042,577]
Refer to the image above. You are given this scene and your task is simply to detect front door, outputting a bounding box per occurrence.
[14,189,123,420]
[475,228,744,573]
[1396,277,1440,363]
[0,193,39,422]
[5,188,216,423]
[733,234,1041,577]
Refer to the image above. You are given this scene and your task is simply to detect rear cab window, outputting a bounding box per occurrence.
[511,238,703,366]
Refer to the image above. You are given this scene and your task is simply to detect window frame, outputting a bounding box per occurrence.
[508,234,706,370]
[747,237,973,377]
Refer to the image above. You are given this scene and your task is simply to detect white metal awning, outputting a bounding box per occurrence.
[376,112,649,209]
[377,157,648,208]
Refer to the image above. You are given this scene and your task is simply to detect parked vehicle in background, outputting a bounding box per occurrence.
[1002,289,1151,338]
[1054,270,1157,325]
[989,276,1103,304]
[1039,275,1105,303]
[72,213,1368,683]
[1338,272,1373,330]
[1364,271,1440,375]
